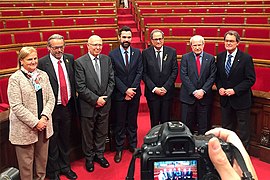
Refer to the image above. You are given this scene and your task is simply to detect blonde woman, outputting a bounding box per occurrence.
[7,46,55,180]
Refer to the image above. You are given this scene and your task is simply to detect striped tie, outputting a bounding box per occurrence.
[225,54,233,77]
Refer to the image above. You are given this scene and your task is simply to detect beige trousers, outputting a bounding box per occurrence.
[15,131,49,180]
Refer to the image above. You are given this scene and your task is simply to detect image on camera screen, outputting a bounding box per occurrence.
[153,160,197,180]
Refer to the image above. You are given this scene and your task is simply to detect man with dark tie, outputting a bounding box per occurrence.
[216,30,256,148]
[38,34,77,180]
[109,26,143,163]
[142,29,178,128]
[75,35,115,172]
[180,35,217,135]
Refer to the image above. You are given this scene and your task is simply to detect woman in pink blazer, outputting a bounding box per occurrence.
[7,46,55,180]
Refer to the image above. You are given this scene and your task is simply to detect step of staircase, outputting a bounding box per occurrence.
[117,8,132,15]
[118,20,137,28]
[117,14,134,21]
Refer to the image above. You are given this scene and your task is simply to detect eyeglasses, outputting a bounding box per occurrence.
[152,38,164,42]
[225,40,237,43]
[50,45,64,50]
[89,43,103,47]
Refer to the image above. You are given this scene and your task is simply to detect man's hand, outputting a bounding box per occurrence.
[194,89,204,99]
[96,96,108,107]
[154,87,167,96]
[219,88,226,96]
[224,88,235,96]
[126,88,136,99]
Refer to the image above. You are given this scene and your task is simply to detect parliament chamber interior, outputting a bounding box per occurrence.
[1,0,270,177]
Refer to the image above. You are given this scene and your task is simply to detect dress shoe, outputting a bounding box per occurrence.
[85,160,94,172]
[61,169,77,179]
[129,147,135,153]
[94,156,110,168]
[114,151,122,163]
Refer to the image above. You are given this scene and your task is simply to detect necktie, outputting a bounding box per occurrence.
[124,51,129,71]
[58,60,68,106]
[94,57,101,85]
[225,54,233,77]
[157,51,162,72]
[196,55,201,76]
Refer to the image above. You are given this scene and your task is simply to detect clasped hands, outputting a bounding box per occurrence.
[219,88,235,96]
[96,96,108,107]
[193,89,205,99]
[154,87,167,96]
[35,116,48,131]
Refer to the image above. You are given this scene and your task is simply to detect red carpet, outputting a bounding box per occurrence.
[58,112,270,180]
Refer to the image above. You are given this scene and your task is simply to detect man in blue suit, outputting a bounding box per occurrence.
[109,26,143,163]
[142,29,178,128]
[180,35,217,135]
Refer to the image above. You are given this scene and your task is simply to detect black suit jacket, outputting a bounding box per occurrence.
[216,49,256,110]
[142,46,178,101]
[75,53,115,117]
[109,47,143,101]
[38,53,76,105]
[180,51,217,105]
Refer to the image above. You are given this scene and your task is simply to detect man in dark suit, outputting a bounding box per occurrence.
[180,35,217,135]
[75,35,115,172]
[38,34,77,180]
[216,30,256,148]
[142,29,178,128]
[109,26,143,163]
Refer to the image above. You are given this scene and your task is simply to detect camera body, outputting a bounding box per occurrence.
[140,121,234,180]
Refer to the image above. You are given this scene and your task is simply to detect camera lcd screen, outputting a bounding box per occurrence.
[153,160,198,180]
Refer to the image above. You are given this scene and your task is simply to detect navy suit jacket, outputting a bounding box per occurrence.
[38,53,76,105]
[180,51,217,105]
[142,46,178,101]
[216,49,256,110]
[109,46,143,101]
[75,53,115,117]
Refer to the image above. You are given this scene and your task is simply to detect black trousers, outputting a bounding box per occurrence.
[147,98,172,128]
[221,103,251,148]
[81,110,109,161]
[113,97,140,151]
[46,103,72,176]
[181,101,210,135]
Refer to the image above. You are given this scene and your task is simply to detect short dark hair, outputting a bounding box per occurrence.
[119,26,132,36]
[224,30,241,42]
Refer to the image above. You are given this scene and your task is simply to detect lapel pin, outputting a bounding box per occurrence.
[132,52,134,56]
[66,59,69,63]
[163,54,168,61]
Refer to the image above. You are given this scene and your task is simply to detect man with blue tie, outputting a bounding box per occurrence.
[216,30,256,148]
[109,26,143,163]
[180,35,217,135]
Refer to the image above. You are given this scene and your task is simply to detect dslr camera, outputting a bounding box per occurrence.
[140,121,234,180]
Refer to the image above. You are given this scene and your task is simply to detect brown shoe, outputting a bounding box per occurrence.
[114,151,122,163]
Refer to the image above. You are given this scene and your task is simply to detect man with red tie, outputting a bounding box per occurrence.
[38,34,77,180]
[180,35,217,135]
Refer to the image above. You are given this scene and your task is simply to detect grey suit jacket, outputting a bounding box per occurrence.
[75,53,115,117]
[180,51,217,105]
[8,69,55,145]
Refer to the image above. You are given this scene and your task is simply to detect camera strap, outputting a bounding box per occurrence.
[231,146,254,180]
[126,148,141,180]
